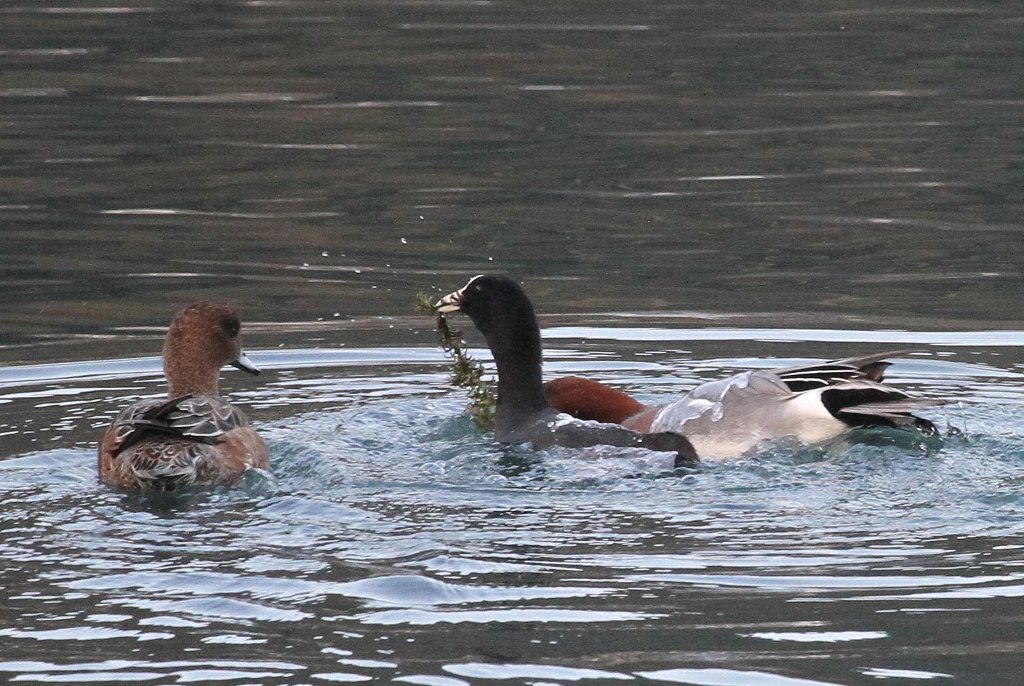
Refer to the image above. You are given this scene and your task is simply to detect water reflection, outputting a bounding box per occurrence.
[1,1,1023,354]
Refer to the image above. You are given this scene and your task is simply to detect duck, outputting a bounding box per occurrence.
[546,351,946,459]
[97,302,270,492]
[434,274,698,468]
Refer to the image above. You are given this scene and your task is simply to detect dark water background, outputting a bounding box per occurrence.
[2,2,1024,685]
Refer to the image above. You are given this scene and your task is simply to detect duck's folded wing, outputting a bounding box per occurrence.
[819,379,947,431]
[110,394,249,457]
[163,395,251,438]
[771,349,922,391]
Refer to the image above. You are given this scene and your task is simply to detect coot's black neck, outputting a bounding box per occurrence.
[476,296,550,439]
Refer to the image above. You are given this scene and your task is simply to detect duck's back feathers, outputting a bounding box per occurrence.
[647,354,944,457]
[108,394,252,455]
[772,349,919,391]
[99,393,268,492]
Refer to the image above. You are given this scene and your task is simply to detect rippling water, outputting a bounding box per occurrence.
[3,326,1024,685]
[3,0,1024,684]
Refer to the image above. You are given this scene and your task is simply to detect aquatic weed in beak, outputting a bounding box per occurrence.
[416,291,496,429]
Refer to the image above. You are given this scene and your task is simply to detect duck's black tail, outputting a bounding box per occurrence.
[820,383,945,434]
[774,351,945,434]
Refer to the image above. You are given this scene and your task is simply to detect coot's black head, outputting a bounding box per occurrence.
[434,274,535,337]
[435,274,549,436]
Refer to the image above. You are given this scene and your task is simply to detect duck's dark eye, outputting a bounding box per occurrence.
[221,315,241,337]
